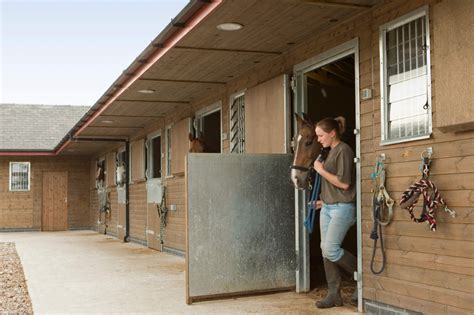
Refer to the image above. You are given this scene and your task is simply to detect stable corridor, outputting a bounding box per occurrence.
[0,231,355,314]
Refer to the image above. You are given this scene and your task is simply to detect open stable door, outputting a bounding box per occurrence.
[186,153,295,303]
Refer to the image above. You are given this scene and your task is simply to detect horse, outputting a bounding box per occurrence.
[188,133,206,153]
[96,161,105,189]
[290,113,322,190]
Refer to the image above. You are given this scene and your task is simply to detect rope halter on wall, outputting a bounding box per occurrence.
[399,150,456,232]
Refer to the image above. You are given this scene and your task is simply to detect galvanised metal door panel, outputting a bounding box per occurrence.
[186,153,295,303]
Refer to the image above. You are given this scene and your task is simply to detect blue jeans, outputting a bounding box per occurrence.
[320,202,356,262]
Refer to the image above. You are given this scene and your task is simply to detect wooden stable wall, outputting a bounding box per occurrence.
[359,1,474,314]
[0,156,90,230]
[245,75,287,154]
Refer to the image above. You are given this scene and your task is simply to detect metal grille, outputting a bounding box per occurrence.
[230,94,245,153]
[384,15,429,140]
[9,162,30,191]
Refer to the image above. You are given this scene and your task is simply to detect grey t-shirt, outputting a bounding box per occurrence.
[320,141,356,204]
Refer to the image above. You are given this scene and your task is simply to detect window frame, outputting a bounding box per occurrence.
[379,5,432,145]
[9,161,31,192]
[116,146,127,187]
[194,101,223,153]
[165,124,172,177]
[146,130,162,180]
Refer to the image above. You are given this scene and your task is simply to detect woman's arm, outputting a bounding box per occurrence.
[313,160,350,190]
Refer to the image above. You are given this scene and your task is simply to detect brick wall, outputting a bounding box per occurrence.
[0,156,91,230]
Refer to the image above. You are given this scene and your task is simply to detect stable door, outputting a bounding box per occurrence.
[42,171,68,231]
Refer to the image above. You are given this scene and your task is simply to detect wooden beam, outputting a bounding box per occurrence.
[138,78,226,85]
[115,99,190,104]
[286,0,373,9]
[174,46,282,55]
[100,114,164,118]
[87,126,144,129]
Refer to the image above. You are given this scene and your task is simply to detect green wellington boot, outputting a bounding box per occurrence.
[316,258,343,309]
[336,251,358,305]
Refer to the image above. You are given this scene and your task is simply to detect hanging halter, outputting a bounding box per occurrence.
[400,150,456,231]
[369,154,393,275]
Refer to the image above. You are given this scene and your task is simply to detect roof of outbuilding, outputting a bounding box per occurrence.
[0,104,90,151]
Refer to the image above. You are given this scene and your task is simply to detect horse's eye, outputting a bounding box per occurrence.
[305,140,313,146]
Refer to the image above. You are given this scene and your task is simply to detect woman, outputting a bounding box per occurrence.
[313,117,357,309]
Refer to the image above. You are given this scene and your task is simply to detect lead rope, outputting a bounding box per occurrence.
[369,155,393,274]
[157,186,168,246]
[304,148,330,234]
[400,152,456,231]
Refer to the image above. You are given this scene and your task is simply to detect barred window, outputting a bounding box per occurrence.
[230,93,245,153]
[9,162,30,191]
[380,7,432,144]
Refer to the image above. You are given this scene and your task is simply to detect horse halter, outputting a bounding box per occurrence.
[289,164,313,173]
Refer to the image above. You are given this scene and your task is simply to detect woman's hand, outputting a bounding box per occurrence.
[308,200,323,209]
[313,160,324,174]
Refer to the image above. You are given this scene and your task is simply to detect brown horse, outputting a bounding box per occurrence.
[188,133,205,153]
[290,113,322,190]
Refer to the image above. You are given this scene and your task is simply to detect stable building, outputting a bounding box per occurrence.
[1,0,473,313]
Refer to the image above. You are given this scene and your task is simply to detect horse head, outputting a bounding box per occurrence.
[291,113,321,190]
[189,133,206,153]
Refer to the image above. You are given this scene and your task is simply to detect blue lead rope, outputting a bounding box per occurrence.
[304,172,322,234]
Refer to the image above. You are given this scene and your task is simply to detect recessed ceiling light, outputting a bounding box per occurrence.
[102,120,114,124]
[216,22,243,31]
[138,89,155,94]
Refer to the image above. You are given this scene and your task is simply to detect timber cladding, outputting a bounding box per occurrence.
[359,0,474,314]
[0,156,90,230]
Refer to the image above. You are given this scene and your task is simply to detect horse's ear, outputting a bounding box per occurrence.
[295,113,305,129]
[188,133,194,141]
[301,112,313,125]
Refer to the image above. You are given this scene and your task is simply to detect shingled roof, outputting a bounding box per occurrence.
[0,104,90,151]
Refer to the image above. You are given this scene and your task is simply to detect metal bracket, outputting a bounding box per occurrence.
[421,147,433,159]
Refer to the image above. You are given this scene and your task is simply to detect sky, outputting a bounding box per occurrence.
[0,0,189,106]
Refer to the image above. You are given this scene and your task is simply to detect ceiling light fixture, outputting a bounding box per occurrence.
[138,89,155,94]
[216,22,243,31]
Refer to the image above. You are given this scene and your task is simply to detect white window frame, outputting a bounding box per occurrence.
[9,162,31,191]
[194,101,223,153]
[379,5,432,145]
[146,130,162,180]
[165,124,172,177]
[229,91,246,153]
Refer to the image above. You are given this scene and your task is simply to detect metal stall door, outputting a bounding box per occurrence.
[186,153,295,303]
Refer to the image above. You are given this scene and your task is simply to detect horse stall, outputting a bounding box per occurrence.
[292,40,360,295]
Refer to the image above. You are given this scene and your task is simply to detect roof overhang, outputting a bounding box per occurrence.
[5,0,379,157]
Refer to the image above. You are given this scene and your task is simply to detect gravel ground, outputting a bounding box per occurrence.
[0,242,33,314]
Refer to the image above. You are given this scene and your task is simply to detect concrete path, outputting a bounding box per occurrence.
[0,231,356,314]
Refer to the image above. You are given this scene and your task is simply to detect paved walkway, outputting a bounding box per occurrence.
[0,231,356,314]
